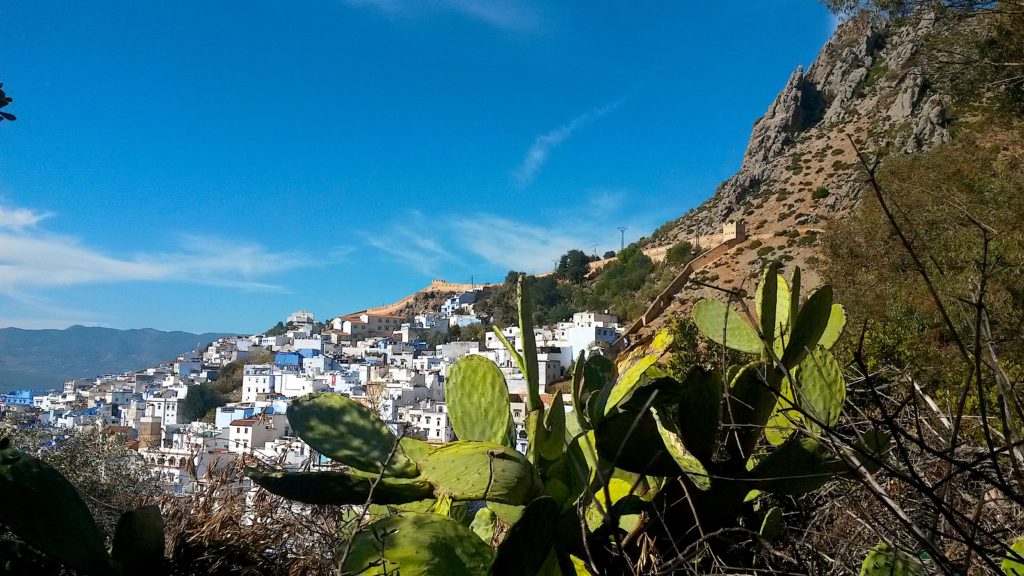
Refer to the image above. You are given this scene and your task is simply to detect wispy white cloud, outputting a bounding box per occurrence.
[513,99,626,187]
[145,235,317,293]
[0,206,322,295]
[0,291,110,329]
[364,195,664,277]
[0,205,53,230]
[451,215,589,273]
[362,211,462,276]
[586,189,626,214]
[343,0,539,32]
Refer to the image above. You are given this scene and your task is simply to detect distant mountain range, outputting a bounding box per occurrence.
[0,326,232,393]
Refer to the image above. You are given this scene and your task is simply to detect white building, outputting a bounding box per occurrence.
[288,310,316,326]
[145,389,182,428]
[227,412,291,454]
[398,401,454,443]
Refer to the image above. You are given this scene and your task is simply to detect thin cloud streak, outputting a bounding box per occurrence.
[365,203,660,277]
[0,291,110,329]
[0,205,53,230]
[452,215,587,272]
[362,211,462,276]
[0,207,322,295]
[342,0,539,32]
[513,98,626,187]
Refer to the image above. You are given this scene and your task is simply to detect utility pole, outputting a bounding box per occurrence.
[618,227,627,251]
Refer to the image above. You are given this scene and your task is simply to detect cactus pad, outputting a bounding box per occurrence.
[470,507,497,544]
[603,330,674,414]
[595,405,681,476]
[652,407,711,490]
[245,468,433,505]
[795,347,845,430]
[111,505,165,576]
[673,366,721,464]
[759,507,784,541]
[287,392,418,477]
[447,354,513,446]
[859,542,924,576]
[749,436,837,494]
[1002,535,1024,575]
[724,364,779,460]
[780,286,833,369]
[764,374,801,446]
[491,496,560,576]
[756,264,791,346]
[819,304,847,349]
[0,444,110,574]
[693,299,763,354]
[418,441,535,504]
[539,393,567,460]
[343,512,494,576]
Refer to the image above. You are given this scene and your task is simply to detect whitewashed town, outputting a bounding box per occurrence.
[0,286,622,496]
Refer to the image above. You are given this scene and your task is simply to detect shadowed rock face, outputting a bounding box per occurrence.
[687,11,949,231]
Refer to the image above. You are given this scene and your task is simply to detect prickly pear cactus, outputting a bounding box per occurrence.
[1003,535,1024,575]
[490,496,559,576]
[417,442,535,504]
[793,347,845,430]
[859,542,924,576]
[111,505,165,576]
[0,440,110,574]
[692,299,763,354]
[246,469,434,505]
[447,354,514,446]
[759,507,784,541]
[287,392,419,477]
[343,512,494,576]
[0,439,167,575]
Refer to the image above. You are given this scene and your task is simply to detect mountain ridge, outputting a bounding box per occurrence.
[0,325,232,393]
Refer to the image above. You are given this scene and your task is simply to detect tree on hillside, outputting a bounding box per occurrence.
[0,83,15,122]
[264,321,291,336]
[179,384,224,423]
[665,240,695,265]
[586,244,655,319]
[458,323,487,343]
[211,350,274,400]
[602,250,616,259]
[555,249,595,284]
[473,273,576,328]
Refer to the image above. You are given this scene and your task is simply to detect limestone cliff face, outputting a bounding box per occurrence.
[632,11,981,338]
[671,12,952,238]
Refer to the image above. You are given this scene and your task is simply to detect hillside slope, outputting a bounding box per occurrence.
[0,326,231,392]
[627,10,991,334]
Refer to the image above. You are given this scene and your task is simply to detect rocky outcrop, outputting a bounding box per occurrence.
[904,94,950,152]
[887,71,926,122]
[684,10,952,232]
[712,66,823,223]
[806,19,884,124]
[742,67,823,176]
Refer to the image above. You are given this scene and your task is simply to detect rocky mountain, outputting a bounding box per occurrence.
[623,10,982,333]
[686,13,951,234]
[0,326,231,393]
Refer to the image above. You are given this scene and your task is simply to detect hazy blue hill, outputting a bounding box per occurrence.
[0,325,232,393]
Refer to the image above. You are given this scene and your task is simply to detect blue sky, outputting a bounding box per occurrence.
[0,1,837,334]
